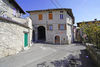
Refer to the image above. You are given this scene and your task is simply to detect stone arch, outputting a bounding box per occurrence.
[55,35,60,44]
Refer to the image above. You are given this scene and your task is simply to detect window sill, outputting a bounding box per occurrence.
[59,29,66,30]
[48,30,53,31]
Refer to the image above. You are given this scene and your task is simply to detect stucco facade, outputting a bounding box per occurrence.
[27,8,74,44]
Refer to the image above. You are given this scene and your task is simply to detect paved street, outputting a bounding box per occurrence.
[0,43,95,67]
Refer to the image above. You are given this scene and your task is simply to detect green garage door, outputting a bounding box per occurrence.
[24,33,28,47]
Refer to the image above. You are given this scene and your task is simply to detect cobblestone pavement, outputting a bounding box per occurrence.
[0,43,96,67]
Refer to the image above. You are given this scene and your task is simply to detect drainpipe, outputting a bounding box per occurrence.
[45,12,48,43]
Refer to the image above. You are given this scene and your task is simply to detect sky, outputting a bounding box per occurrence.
[16,0,100,25]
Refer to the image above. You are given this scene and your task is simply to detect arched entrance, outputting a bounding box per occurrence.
[55,35,60,44]
[32,30,35,42]
[38,26,46,41]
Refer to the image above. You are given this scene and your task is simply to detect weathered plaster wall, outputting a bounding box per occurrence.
[30,10,74,44]
[0,20,28,58]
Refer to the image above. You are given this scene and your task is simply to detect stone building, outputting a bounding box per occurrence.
[27,8,74,44]
[77,19,100,27]
[73,26,82,42]
[0,0,32,58]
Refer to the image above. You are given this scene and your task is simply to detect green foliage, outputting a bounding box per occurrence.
[80,22,100,48]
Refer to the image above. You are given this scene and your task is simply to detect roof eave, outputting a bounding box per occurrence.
[10,0,25,14]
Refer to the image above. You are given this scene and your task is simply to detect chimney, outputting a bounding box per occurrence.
[94,18,97,21]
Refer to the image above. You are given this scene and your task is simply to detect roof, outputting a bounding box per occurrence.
[77,20,100,27]
[26,8,75,24]
[77,20,100,24]
[9,0,25,14]
[27,8,71,12]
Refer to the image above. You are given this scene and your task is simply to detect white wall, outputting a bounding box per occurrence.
[0,0,21,18]
[0,20,29,58]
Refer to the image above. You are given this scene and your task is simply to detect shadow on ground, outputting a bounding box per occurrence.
[36,49,96,67]
[79,50,96,67]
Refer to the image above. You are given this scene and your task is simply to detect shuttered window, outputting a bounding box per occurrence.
[48,13,53,20]
[58,24,66,30]
[38,14,42,20]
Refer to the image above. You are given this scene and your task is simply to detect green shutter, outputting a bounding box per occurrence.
[24,33,28,47]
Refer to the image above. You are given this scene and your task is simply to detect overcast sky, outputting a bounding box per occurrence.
[16,0,100,25]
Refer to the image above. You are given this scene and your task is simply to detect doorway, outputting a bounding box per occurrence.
[38,26,46,41]
[55,35,60,44]
[24,33,28,47]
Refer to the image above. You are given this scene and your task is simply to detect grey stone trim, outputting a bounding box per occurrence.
[0,16,30,28]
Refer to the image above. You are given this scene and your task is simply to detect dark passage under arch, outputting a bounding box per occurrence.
[38,26,46,41]
[32,30,35,42]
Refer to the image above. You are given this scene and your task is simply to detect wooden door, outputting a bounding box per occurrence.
[55,36,60,44]
[24,33,28,47]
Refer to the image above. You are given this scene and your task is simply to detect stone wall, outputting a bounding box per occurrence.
[30,10,74,44]
[0,20,29,58]
[86,45,100,67]
[0,0,21,18]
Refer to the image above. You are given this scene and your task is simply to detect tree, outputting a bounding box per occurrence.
[80,22,100,48]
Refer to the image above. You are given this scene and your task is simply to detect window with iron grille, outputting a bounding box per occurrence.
[60,14,63,19]
[47,25,53,30]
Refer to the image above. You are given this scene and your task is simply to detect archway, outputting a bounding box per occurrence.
[38,26,46,41]
[55,35,60,44]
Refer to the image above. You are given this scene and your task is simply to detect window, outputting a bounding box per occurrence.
[47,25,53,30]
[58,24,66,30]
[60,24,65,30]
[38,14,42,20]
[49,13,53,20]
[48,11,53,20]
[60,14,63,19]
[49,11,52,13]
[60,11,64,19]
[13,8,16,16]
